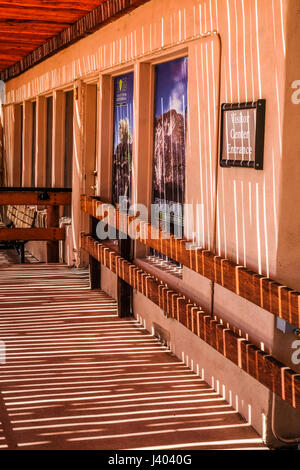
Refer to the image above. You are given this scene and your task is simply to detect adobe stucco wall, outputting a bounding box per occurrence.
[2,0,300,446]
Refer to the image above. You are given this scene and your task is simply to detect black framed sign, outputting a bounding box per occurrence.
[220,99,266,170]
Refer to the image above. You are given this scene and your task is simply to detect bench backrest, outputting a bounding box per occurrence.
[7,205,36,229]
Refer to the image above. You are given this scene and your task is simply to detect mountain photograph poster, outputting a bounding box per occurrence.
[152,57,188,234]
[112,72,134,207]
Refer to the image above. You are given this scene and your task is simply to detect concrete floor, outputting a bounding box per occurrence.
[0,264,268,450]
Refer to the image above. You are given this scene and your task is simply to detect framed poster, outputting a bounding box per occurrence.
[220,100,266,169]
[152,56,188,236]
[112,72,134,207]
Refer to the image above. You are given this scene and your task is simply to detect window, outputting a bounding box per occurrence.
[152,57,188,236]
[112,72,134,208]
[151,57,188,265]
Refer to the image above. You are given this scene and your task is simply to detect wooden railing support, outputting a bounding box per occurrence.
[118,236,134,318]
[89,216,101,290]
[46,205,59,263]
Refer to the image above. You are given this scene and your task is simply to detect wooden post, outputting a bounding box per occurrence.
[89,216,101,289]
[117,236,133,318]
[20,243,25,264]
[46,205,59,263]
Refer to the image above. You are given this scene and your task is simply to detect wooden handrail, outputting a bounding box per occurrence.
[0,187,72,192]
[0,188,72,206]
[81,195,300,328]
[81,233,300,410]
[0,228,65,242]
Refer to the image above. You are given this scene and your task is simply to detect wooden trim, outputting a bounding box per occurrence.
[0,0,151,82]
[0,228,65,241]
[81,195,300,328]
[81,233,300,410]
[0,191,71,206]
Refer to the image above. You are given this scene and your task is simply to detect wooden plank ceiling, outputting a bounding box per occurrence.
[0,0,150,81]
[0,1,109,72]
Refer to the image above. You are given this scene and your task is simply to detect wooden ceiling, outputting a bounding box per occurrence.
[0,1,108,73]
[0,0,150,81]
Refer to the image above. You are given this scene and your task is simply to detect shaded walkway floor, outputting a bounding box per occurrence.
[0,248,39,265]
[0,265,268,450]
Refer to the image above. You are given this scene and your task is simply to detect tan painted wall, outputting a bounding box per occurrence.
[2,0,300,446]
[3,0,297,277]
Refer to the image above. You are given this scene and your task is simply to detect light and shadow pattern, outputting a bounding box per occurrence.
[0,265,267,450]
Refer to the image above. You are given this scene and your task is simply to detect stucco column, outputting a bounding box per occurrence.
[72,81,85,266]
[270,0,300,445]
[80,83,98,266]
[132,62,153,209]
[97,74,113,202]
[83,84,98,197]
[132,62,153,257]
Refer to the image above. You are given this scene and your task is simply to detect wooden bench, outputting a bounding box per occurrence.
[0,205,37,263]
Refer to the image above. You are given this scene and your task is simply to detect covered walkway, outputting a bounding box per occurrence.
[0,264,267,450]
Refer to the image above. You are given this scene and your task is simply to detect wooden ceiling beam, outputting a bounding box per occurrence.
[0,60,21,67]
[0,38,45,46]
[0,47,44,56]
[0,33,53,43]
[0,20,71,34]
[0,1,105,9]
[0,6,88,22]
